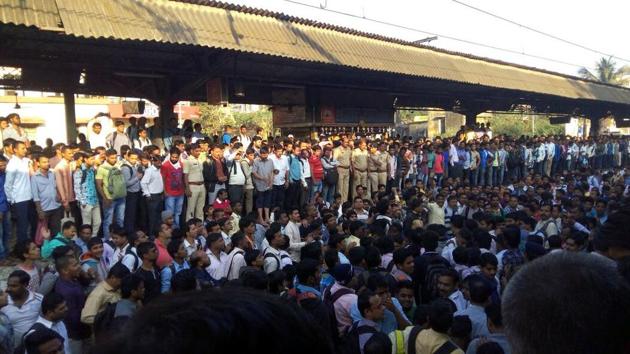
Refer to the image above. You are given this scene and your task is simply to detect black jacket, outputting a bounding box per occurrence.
[203,157,229,193]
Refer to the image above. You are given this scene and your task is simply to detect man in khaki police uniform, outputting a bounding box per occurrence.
[334,136,352,202]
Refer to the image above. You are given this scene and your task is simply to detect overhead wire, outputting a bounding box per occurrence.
[450,0,630,64]
[283,0,590,69]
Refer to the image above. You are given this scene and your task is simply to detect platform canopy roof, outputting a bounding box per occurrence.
[1,0,630,117]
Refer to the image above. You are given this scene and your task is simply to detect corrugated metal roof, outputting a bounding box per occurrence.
[2,0,630,106]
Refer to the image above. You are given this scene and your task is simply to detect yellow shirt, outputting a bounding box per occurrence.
[80,281,121,324]
[352,149,369,171]
[415,328,464,354]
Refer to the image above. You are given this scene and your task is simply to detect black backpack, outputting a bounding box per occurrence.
[423,256,451,302]
[341,322,378,354]
[93,302,118,339]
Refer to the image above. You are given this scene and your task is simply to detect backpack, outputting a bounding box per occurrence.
[424,256,451,302]
[322,285,354,338]
[226,250,245,278]
[263,250,282,271]
[322,157,339,185]
[341,322,378,354]
[93,302,118,339]
[106,165,127,199]
[117,246,140,272]
[393,326,424,354]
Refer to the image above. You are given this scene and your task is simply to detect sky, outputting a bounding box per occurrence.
[223,0,630,77]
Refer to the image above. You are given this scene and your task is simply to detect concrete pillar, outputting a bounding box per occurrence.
[158,101,175,138]
[590,116,601,137]
[63,92,77,144]
[465,112,477,127]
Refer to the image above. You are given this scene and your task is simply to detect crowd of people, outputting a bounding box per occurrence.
[0,111,628,354]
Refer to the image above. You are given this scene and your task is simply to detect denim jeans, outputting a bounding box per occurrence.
[310,180,323,202]
[0,210,10,259]
[13,201,30,245]
[322,183,336,205]
[124,191,141,235]
[103,197,125,240]
[164,195,184,229]
[146,194,163,237]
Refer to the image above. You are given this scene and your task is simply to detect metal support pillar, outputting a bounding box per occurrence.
[63,91,77,144]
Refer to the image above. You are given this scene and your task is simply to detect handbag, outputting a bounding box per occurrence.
[34,220,48,246]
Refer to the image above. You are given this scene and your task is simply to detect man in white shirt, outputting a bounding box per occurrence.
[205,233,228,280]
[141,156,164,237]
[225,234,247,280]
[284,209,312,262]
[269,144,289,210]
[237,125,251,149]
[535,204,559,238]
[0,270,43,347]
[88,122,107,149]
[109,228,142,272]
[5,141,32,244]
[437,269,468,312]
[263,226,284,274]
[27,292,71,354]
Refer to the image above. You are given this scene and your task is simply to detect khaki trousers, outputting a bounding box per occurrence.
[186,184,206,220]
[337,167,350,202]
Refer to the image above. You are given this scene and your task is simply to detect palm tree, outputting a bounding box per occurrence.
[579,57,630,86]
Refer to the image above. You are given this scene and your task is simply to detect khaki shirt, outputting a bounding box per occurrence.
[183,156,204,182]
[376,151,389,172]
[368,152,380,172]
[352,148,369,171]
[334,146,351,168]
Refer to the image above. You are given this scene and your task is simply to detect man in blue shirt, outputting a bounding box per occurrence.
[286,146,304,211]
[31,155,64,237]
[0,156,10,260]
[454,275,491,339]
[350,273,410,334]
[466,303,511,354]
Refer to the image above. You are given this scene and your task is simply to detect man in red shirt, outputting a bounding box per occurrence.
[309,145,324,203]
[154,223,173,269]
[161,148,185,229]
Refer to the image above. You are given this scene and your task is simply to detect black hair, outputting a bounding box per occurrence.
[479,252,498,268]
[24,327,63,354]
[422,230,439,252]
[358,290,377,318]
[240,270,269,291]
[364,246,382,269]
[366,273,389,292]
[171,269,198,294]
[373,236,394,255]
[503,252,630,354]
[451,215,465,229]
[55,255,76,273]
[393,248,413,266]
[108,263,131,280]
[428,299,455,333]
[121,274,144,299]
[296,258,320,284]
[468,275,492,304]
[8,269,30,286]
[347,246,366,266]
[14,240,34,261]
[503,225,521,249]
[547,235,562,249]
[450,315,472,338]
[300,242,322,262]
[323,249,339,269]
[167,238,183,258]
[41,292,65,315]
[244,250,261,267]
[61,220,75,231]
[452,247,469,265]
[51,246,73,260]
[137,242,156,259]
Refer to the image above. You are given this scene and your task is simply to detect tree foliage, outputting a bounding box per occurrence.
[198,104,273,137]
[489,114,564,136]
[579,57,630,86]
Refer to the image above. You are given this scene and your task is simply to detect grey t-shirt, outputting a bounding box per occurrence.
[252,158,273,192]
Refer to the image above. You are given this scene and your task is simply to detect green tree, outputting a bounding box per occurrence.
[488,113,564,136]
[578,57,630,86]
[198,104,273,138]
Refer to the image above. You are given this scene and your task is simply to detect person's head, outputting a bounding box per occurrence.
[476,342,504,354]
[121,274,145,301]
[98,288,334,354]
[485,303,503,334]
[428,299,455,334]
[289,208,301,223]
[24,327,65,354]
[422,230,439,252]
[265,227,284,249]
[296,258,321,288]
[115,120,125,132]
[207,233,225,252]
[504,252,630,354]
[437,269,459,298]
[105,149,118,165]
[107,263,132,290]
[392,248,414,275]
[479,253,498,279]
[110,228,129,248]
[190,250,210,269]
[168,238,187,261]
[6,270,30,299]
[157,223,173,244]
[137,242,158,263]
[87,237,104,259]
[467,275,491,306]
[41,293,68,323]
[396,280,415,311]
[357,290,386,322]
[363,332,392,354]
[78,224,92,242]
[55,256,81,280]
[503,225,521,250]
[15,240,40,262]
[564,232,587,252]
